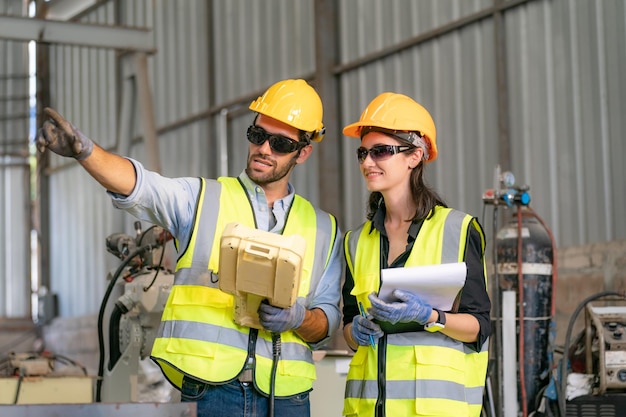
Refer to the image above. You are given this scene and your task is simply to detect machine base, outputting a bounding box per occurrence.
[566,393,626,417]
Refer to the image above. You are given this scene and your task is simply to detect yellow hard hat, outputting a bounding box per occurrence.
[249,79,325,142]
[343,92,438,162]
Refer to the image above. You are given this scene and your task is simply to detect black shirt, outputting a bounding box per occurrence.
[341,206,491,352]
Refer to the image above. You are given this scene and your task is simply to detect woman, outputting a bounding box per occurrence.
[341,92,491,417]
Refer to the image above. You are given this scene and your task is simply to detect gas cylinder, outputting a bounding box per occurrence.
[496,207,554,413]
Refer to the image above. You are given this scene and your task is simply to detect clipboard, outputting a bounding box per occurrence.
[376,262,467,333]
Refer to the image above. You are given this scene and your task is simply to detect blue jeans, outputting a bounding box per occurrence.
[181,377,310,417]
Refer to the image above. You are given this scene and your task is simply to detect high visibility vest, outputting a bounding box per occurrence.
[343,207,489,417]
[151,177,338,397]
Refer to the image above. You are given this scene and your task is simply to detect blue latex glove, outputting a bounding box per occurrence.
[36,108,94,160]
[351,315,384,347]
[368,289,433,325]
[258,301,305,333]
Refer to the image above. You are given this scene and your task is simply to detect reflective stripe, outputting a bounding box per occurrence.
[345,379,484,405]
[209,177,256,271]
[157,320,313,363]
[158,319,247,349]
[344,226,362,279]
[253,338,314,364]
[175,268,219,287]
[345,379,377,399]
[176,179,223,270]
[410,208,469,265]
[388,332,486,355]
[466,385,486,405]
[345,229,357,263]
[307,211,337,304]
[442,209,467,263]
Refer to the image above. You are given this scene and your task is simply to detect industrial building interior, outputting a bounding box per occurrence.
[1,0,625,416]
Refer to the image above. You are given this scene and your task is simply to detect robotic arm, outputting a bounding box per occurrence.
[98,222,175,403]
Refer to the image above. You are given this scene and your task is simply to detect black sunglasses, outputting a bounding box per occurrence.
[247,125,306,154]
[356,144,414,164]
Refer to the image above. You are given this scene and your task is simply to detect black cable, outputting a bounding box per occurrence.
[96,244,152,402]
[107,302,128,371]
[269,332,281,417]
[136,225,157,246]
[375,334,387,417]
[13,369,24,404]
[557,290,625,417]
[48,352,88,375]
[143,242,166,292]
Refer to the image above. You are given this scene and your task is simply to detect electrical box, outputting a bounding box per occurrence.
[37,292,58,325]
[585,304,626,393]
[219,222,306,329]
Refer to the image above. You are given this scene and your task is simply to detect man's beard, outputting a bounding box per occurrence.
[245,152,299,185]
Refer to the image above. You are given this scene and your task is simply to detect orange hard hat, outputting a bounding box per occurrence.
[249,79,325,142]
[343,92,437,162]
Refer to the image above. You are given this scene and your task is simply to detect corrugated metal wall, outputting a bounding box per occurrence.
[504,0,626,245]
[1,0,625,318]
[43,1,132,317]
[0,0,30,318]
[337,0,626,246]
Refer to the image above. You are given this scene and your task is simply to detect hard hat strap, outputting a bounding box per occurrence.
[360,126,422,144]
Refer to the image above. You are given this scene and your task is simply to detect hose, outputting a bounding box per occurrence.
[95,244,152,402]
[107,301,128,371]
[557,290,625,416]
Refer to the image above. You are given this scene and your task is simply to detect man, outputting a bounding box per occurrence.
[37,79,342,417]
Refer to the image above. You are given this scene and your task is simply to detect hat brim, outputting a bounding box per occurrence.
[342,121,366,138]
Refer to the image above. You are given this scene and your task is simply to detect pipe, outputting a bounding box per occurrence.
[516,206,528,417]
[502,290,518,417]
[491,205,504,416]
[217,108,229,177]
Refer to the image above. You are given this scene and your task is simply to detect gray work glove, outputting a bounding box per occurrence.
[258,301,305,333]
[368,289,433,325]
[351,315,383,347]
[36,107,94,160]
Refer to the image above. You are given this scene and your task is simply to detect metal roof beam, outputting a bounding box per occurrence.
[0,15,155,53]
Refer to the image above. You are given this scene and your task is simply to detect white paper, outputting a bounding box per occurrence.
[379,262,467,311]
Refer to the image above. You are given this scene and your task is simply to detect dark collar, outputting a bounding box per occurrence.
[369,204,422,242]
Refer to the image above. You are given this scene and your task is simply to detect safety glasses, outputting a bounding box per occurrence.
[356,144,414,164]
[247,125,306,154]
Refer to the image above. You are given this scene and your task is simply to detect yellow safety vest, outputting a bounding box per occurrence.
[151,177,337,397]
[343,207,489,417]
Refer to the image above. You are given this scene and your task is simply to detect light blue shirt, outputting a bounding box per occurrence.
[108,158,342,346]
